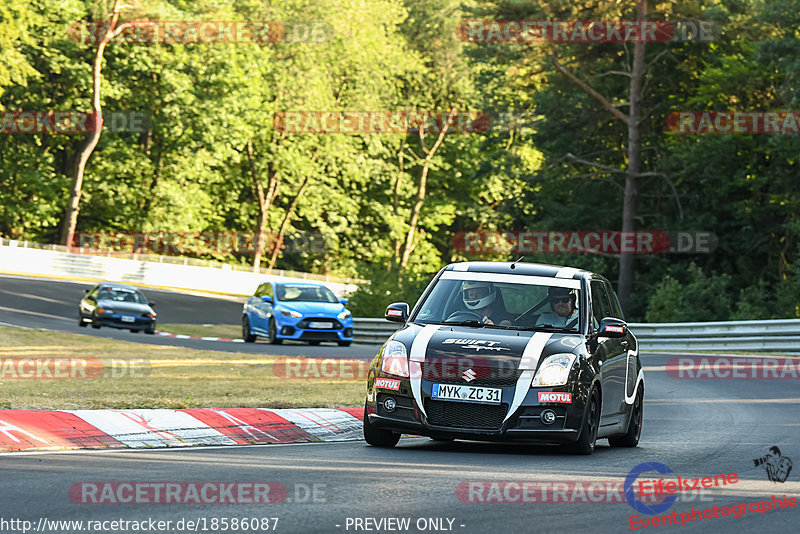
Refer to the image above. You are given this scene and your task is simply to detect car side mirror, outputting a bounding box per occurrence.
[340,298,348,305]
[261,296,273,304]
[84,288,90,294]
[598,317,627,338]
[385,302,409,323]
[149,301,156,307]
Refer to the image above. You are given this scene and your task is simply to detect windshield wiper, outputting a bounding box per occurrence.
[441,320,487,328]
[520,324,576,333]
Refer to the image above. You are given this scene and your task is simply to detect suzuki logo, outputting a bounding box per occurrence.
[462,368,476,382]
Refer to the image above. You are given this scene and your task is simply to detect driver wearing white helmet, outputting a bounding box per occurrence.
[461,281,512,326]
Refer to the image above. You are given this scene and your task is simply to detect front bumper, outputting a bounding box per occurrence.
[275,316,353,342]
[97,314,155,330]
[366,382,587,444]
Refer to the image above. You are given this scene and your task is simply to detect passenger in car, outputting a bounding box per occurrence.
[535,287,579,328]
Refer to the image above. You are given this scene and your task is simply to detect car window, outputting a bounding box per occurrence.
[276,284,338,303]
[606,282,625,320]
[99,287,148,304]
[255,283,269,298]
[263,284,273,298]
[590,280,613,330]
[498,284,548,315]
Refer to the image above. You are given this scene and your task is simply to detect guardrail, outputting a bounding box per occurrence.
[353,318,800,352]
[0,239,361,297]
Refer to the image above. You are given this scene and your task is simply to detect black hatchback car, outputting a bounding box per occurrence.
[78,282,157,334]
[363,261,644,454]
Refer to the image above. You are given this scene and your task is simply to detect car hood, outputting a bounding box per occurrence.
[392,323,584,372]
[96,299,154,315]
[278,301,345,316]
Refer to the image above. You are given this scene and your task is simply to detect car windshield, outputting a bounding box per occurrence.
[276,284,339,303]
[411,274,582,332]
[97,287,148,304]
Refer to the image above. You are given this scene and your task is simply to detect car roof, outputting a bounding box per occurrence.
[443,261,593,281]
[97,281,140,290]
[273,281,329,288]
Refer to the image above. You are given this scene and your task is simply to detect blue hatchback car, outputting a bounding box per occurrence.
[242,282,354,346]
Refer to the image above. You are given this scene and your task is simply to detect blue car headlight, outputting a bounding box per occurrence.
[337,309,352,320]
[280,309,303,318]
[531,354,577,387]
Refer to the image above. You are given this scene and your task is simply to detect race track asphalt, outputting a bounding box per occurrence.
[0,274,381,359]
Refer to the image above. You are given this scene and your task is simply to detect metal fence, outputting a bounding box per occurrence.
[353,318,800,352]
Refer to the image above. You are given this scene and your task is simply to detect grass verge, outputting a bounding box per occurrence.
[0,326,366,410]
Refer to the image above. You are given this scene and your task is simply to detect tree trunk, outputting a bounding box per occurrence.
[247,139,280,271]
[391,139,405,267]
[60,0,126,247]
[268,175,310,269]
[398,111,456,269]
[618,0,647,313]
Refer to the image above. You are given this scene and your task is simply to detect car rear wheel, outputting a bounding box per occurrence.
[567,387,600,455]
[363,404,400,448]
[267,318,282,345]
[338,340,352,347]
[78,315,87,327]
[130,329,139,333]
[609,385,643,448]
[242,316,256,343]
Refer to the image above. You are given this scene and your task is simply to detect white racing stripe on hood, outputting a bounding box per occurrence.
[519,332,552,370]
[504,332,552,422]
[409,324,440,417]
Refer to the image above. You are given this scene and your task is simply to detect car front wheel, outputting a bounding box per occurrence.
[267,318,282,345]
[363,404,400,448]
[242,316,256,343]
[609,385,643,448]
[567,387,600,455]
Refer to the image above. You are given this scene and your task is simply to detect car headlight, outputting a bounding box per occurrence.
[337,309,352,320]
[280,309,303,318]
[532,354,577,387]
[380,340,409,378]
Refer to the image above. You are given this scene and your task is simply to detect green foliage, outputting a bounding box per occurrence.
[645,264,733,323]
[1,0,800,322]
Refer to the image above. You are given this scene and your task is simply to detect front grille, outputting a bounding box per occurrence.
[297,318,343,330]
[298,331,340,341]
[422,362,522,387]
[425,399,507,430]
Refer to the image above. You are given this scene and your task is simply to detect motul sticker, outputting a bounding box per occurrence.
[387,309,403,316]
[538,392,572,403]
[605,325,624,333]
[375,378,400,390]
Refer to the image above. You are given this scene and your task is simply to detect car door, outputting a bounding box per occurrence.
[589,279,627,419]
[608,286,638,401]
[251,283,271,333]
[80,285,100,318]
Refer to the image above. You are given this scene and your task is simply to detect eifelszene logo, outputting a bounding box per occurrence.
[754,446,792,483]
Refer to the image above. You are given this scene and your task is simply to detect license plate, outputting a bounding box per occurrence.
[431,384,502,404]
[308,321,332,329]
[121,315,135,323]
